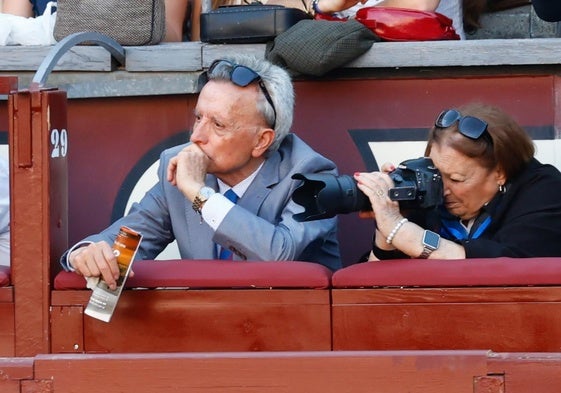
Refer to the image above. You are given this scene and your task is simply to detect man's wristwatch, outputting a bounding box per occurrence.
[192,186,215,214]
[418,230,440,259]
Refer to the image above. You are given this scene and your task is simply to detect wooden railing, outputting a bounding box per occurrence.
[45,257,561,354]
[2,348,561,392]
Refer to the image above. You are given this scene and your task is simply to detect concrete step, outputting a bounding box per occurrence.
[467,4,560,39]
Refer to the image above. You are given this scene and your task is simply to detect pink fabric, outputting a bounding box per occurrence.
[54,260,333,290]
[332,257,561,288]
[0,265,10,287]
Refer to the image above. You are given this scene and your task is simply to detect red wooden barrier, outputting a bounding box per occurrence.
[3,350,561,392]
[50,260,332,353]
[0,77,17,357]
[0,357,34,393]
[0,77,18,95]
[487,352,561,393]
[331,258,561,352]
[30,350,490,393]
[9,86,69,356]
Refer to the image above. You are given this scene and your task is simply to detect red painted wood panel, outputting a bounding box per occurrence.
[51,289,331,353]
[32,350,489,393]
[0,301,14,356]
[332,287,561,352]
[0,357,33,393]
[50,306,84,353]
[487,352,561,393]
[10,89,69,356]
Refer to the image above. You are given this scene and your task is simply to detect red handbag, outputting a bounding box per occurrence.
[355,6,460,41]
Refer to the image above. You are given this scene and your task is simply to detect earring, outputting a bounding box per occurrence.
[498,183,506,194]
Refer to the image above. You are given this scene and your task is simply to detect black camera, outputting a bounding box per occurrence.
[291,157,443,222]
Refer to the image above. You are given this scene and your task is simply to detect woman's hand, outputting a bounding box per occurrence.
[354,166,403,240]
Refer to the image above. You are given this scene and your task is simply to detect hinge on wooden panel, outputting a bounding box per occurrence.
[473,374,505,393]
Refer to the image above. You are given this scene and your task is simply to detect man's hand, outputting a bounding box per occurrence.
[167,144,209,201]
[69,242,121,290]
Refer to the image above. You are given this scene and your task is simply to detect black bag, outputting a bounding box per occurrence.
[200,4,312,44]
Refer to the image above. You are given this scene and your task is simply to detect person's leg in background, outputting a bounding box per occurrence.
[2,0,34,17]
[164,0,190,41]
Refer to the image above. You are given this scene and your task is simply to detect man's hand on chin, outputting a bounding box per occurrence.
[168,144,210,200]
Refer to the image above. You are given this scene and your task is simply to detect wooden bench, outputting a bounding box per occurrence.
[331,257,561,352]
[51,260,332,353]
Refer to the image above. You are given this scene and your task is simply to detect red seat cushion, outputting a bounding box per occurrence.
[0,265,10,287]
[54,260,332,290]
[332,257,561,288]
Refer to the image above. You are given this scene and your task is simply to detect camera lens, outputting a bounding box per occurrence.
[291,158,443,222]
[291,173,370,222]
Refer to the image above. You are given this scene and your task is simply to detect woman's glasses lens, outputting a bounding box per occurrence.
[435,109,488,140]
[459,116,487,139]
[436,109,461,128]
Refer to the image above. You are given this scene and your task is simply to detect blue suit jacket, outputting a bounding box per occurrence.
[73,134,342,271]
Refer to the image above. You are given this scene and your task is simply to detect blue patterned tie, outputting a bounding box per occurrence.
[219,189,238,260]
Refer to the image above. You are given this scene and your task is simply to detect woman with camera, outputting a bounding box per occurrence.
[355,102,561,260]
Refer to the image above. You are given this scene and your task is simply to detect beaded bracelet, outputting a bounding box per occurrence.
[386,218,408,245]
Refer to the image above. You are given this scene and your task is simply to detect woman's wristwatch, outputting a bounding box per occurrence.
[418,230,441,258]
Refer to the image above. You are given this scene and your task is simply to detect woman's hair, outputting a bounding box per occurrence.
[207,55,294,153]
[425,103,535,180]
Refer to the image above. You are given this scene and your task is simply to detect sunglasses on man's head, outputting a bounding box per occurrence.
[199,59,277,129]
[435,109,489,140]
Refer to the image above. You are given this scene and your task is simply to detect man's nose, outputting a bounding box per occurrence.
[190,122,208,143]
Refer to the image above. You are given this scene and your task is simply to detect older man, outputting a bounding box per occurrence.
[61,55,341,289]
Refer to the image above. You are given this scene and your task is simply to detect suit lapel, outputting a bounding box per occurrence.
[238,151,280,215]
[181,154,281,257]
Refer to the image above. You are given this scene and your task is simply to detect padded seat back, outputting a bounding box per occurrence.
[54,259,332,290]
[332,257,561,288]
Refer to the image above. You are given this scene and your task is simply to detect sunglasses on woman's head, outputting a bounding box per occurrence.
[201,59,277,129]
[435,109,489,140]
